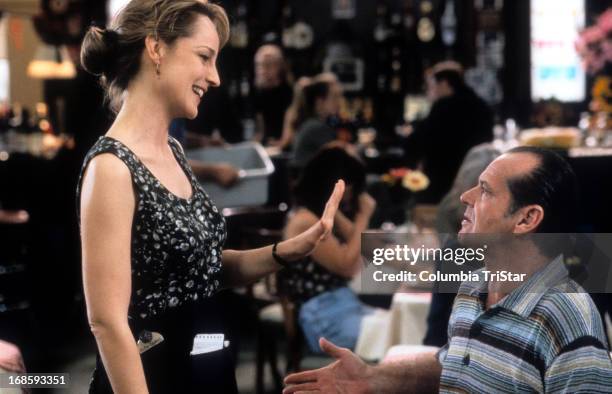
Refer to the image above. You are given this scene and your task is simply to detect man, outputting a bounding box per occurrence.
[252,44,293,146]
[402,61,494,203]
[284,146,612,393]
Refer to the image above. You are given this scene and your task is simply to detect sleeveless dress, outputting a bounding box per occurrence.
[76,135,237,393]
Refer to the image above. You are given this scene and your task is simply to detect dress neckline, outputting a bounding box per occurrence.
[100,135,196,202]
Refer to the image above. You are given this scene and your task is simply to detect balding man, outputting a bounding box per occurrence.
[252,44,293,146]
[284,147,612,394]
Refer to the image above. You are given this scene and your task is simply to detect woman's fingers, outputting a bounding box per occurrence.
[320,180,345,236]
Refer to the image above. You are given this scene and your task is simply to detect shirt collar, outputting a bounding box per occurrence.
[467,255,569,318]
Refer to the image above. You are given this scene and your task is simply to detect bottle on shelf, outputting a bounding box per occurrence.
[441,0,457,46]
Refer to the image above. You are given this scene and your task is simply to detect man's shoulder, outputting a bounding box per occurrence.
[533,282,608,349]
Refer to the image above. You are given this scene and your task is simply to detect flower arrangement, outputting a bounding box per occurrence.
[381,167,430,192]
[575,8,612,75]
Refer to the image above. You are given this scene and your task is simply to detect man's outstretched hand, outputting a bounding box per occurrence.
[283,338,371,394]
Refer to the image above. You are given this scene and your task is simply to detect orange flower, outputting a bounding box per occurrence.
[402,171,430,192]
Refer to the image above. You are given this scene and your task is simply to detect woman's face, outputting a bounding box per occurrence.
[160,15,221,119]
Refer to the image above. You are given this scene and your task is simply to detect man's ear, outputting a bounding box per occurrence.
[144,34,163,64]
[514,205,544,234]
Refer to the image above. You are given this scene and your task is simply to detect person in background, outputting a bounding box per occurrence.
[279,147,376,353]
[78,1,345,392]
[291,73,345,171]
[285,147,612,393]
[274,76,312,151]
[0,340,26,375]
[401,61,494,203]
[252,44,293,146]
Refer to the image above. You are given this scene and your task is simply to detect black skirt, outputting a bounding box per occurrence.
[89,296,238,394]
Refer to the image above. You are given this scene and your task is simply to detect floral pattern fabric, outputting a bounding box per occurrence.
[278,256,348,304]
[77,135,226,321]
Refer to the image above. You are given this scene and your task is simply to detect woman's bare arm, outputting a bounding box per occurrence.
[283,193,375,278]
[80,154,148,394]
[221,181,345,287]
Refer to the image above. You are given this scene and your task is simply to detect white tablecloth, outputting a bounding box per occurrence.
[356,292,431,361]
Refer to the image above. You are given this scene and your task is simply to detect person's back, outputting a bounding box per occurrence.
[402,63,493,203]
[290,76,343,171]
[291,117,336,169]
[281,147,376,352]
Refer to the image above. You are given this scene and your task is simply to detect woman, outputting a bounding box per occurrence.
[77,1,344,393]
[291,73,344,170]
[279,147,376,353]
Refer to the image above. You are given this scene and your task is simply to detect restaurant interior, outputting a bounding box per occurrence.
[0,0,610,393]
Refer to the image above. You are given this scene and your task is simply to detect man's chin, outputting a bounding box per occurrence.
[457,229,480,247]
[458,223,472,235]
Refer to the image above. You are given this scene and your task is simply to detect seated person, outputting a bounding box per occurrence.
[279,147,376,352]
[291,73,344,171]
[285,146,612,393]
[275,76,312,151]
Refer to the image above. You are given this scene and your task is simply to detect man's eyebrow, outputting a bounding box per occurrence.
[479,179,491,189]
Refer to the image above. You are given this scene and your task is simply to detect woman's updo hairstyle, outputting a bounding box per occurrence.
[80,0,229,113]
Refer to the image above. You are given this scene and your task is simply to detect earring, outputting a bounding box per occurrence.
[155,62,161,77]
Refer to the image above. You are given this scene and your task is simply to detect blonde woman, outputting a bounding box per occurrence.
[78,1,344,392]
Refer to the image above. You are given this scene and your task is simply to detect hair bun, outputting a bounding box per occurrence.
[80,26,120,76]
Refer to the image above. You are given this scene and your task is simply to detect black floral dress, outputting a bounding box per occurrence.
[77,136,237,393]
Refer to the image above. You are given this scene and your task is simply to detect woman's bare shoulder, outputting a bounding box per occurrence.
[84,153,132,185]
[285,208,319,237]
[80,153,134,213]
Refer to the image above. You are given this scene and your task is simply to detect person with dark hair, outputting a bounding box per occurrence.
[285,147,612,394]
[279,147,377,352]
[505,146,579,234]
[77,1,346,392]
[401,61,494,203]
[291,73,344,171]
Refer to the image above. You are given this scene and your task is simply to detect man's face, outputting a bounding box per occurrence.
[459,153,540,237]
[254,47,283,89]
[425,76,452,102]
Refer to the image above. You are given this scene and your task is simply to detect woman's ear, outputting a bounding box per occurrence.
[144,34,163,65]
[514,205,544,234]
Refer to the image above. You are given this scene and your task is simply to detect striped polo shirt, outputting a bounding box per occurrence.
[438,255,612,393]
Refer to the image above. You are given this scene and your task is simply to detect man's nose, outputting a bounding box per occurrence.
[460,185,477,206]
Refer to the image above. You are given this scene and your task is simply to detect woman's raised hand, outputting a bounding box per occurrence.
[278,180,345,261]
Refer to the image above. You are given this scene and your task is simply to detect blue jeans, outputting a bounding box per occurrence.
[299,287,373,353]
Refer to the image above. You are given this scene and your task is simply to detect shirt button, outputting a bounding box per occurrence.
[463,353,470,366]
